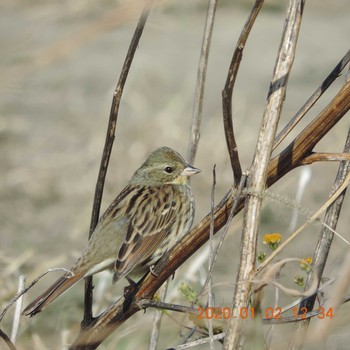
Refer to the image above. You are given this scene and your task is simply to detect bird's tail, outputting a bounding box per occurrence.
[22,270,84,316]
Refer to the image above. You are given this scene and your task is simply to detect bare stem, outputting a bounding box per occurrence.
[148,281,168,350]
[83,1,154,326]
[222,0,264,183]
[187,0,218,165]
[208,165,216,350]
[300,152,350,165]
[224,1,305,348]
[10,276,25,343]
[0,329,17,350]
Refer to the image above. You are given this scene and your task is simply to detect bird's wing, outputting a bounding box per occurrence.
[113,185,179,281]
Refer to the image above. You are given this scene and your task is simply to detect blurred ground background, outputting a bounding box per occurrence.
[1,0,350,349]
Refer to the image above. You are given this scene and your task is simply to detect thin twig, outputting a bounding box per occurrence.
[222,0,264,183]
[0,268,73,323]
[208,165,216,350]
[299,152,350,165]
[187,0,218,165]
[138,299,198,316]
[255,258,318,298]
[260,277,336,324]
[148,281,169,350]
[83,0,154,326]
[0,329,17,350]
[273,49,350,150]
[175,333,225,349]
[10,276,25,343]
[288,126,350,350]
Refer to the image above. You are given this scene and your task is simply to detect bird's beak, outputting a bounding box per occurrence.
[181,165,201,177]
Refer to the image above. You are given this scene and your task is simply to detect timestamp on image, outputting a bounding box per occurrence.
[197,306,334,320]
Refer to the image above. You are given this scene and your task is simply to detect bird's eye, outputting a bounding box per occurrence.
[164,166,173,174]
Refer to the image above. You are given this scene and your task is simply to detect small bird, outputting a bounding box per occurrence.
[22,147,200,316]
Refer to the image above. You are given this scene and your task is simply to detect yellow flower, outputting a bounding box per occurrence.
[303,257,313,265]
[300,257,313,272]
[263,233,282,250]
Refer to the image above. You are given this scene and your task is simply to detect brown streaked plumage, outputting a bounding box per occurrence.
[22,147,200,316]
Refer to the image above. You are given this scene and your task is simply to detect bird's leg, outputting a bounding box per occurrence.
[125,275,137,286]
[123,276,138,294]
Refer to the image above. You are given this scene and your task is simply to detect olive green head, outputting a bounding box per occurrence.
[130,147,200,186]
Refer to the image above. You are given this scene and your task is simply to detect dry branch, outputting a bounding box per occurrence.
[187,0,218,165]
[147,282,168,350]
[208,166,216,350]
[83,1,154,325]
[0,328,16,350]
[224,0,305,348]
[300,152,350,165]
[222,0,264,183]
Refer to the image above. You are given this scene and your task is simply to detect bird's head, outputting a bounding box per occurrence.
[130,147,200,186]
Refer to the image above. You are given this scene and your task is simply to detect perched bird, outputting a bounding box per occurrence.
[22,147,200,316]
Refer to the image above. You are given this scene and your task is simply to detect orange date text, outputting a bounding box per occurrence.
[197,306,334,320]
